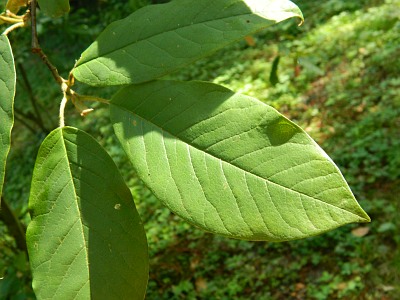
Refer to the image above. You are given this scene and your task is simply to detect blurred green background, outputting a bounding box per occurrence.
[0,0,399,299]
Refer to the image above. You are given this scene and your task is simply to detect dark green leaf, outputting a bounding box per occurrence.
[73,0,303,86]
[27,127,148,299]
[111,80,370,242]
[269,55,280,86]
[0,34,15,204]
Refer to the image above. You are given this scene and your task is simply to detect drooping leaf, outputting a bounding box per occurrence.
[37,0,70,18]
[73,0,303,86]
[0,34,15,204]
[110,80,370,242]
[27,127,148,299]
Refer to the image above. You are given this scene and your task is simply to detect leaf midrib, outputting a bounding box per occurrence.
[53,130,89,298]
[112,103,362,220]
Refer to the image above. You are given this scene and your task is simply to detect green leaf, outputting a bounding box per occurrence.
[27,127,148,299]
[269,55,280,86]
[73,0,303,86]
[110,80,370,242]
[37,0,70,18]
[0,34,15,204]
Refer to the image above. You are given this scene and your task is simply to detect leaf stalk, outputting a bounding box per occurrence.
[59,94,68,128]
[2,21,25,35]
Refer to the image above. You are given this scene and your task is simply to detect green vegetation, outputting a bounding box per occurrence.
[1,0,399,299]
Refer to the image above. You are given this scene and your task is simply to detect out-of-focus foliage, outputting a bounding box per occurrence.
[0,0,399,299]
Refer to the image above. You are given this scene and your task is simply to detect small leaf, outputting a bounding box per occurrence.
[110,80,370,242]
[269,55,280,86]
[73,0,303,86]
[0,34,16,204]
[27,127,148,299]
[37,0,70,18]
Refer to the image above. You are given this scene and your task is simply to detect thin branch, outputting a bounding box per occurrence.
[17,63,49,133]
[30,0,65,85]
[30,0,39,50]
[26,1,107,126]
[0,197,28,254]
[32,48,65,85]
[14,110,38,134]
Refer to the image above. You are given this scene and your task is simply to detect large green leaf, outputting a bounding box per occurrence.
[37,0,70,18]
[73,0,303,86]
[0,34,15,204]
[110,80,370,242]
[27,127,148,299]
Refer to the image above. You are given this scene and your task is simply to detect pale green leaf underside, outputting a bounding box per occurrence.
[0,34,15,204]
[111,80,370,242]
[37,0,70,18]
[27,127,148,299]
[73,0,303,86]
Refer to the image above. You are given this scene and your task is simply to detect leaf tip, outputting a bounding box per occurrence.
[354,206,371,224]
[361,212,371,223]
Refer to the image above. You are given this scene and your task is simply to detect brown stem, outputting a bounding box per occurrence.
[30,0,39,51]
[0,197,28,254]
[32,48,65,85]
[30,0,65,85]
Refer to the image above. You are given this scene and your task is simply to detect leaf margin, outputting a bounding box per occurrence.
[0,34,16,204]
